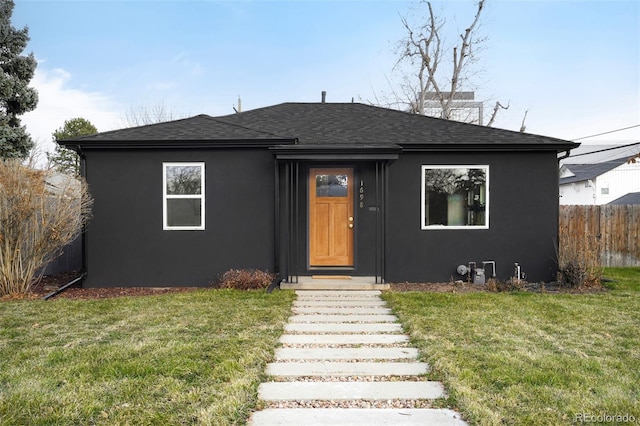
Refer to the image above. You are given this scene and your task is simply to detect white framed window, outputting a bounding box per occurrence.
[163,162,205,230]
[421,165,489,230]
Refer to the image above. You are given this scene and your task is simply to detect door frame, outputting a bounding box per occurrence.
[275,159,390,284]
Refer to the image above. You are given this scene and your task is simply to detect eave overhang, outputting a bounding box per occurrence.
[400,142,580,153]
[58,138,297,151]
[270,144,402,160]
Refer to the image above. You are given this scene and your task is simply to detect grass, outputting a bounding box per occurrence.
[382,267,640,425]
[0,289,295,425]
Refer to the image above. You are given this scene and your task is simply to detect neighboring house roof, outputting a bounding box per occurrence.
[60,103,576,152]
[559,156,633,185]
[560,142,640,165]
[608,192,640,205]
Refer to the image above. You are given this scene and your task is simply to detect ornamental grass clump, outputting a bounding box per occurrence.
[0,160,92,296]
[218,269,275,290]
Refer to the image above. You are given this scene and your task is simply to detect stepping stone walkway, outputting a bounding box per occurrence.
[249,290,467,425]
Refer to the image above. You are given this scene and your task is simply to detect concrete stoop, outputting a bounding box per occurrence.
[249,289,468,425]
[280,278,390,291]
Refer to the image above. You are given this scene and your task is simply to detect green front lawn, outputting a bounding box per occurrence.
[382,267,640,425]
[0,289,295,425]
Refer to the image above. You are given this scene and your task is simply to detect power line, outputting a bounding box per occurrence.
[568,141,640,158]
[572,124,640,141]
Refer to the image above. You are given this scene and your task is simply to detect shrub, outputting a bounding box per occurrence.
[485,278,526,292]
[0,160,92,296]
[218,269,275,290]
[557,231,602,288]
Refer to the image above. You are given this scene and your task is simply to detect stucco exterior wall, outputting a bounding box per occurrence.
[82,148,276,288]
[385,151,560,283]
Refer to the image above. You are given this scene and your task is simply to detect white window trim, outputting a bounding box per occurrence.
[163,162,205,231]
[421,165,489,230]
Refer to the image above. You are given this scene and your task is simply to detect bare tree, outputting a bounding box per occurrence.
[121,101,180,128]
[393,0,507,126]
[0,160,92,295]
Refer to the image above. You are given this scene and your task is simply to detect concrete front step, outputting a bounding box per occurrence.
[266,361,429,377]
[294,300,388,307]
[275,347,419,361]
[285,323,403,333]
[289,314,398,323]
[292,307,392,314]
[249,408,467,426]
[296,290,382,296]
[279,333,409,345]
[258,381,445,401]
[282,282,390,290]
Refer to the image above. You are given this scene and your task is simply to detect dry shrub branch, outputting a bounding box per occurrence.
[218,269,275,290]
[557,226,602,288]
[0,160,92,296]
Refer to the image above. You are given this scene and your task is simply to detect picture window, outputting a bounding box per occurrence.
[421,165,489,229]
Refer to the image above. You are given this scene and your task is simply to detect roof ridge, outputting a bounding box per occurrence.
[210,114,293,139]
[233,101,573,144]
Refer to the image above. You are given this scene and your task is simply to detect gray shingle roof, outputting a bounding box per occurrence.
[559,156,631,184]
[608,192,640,205]
[64,114,286,142]
[62,102,576,150]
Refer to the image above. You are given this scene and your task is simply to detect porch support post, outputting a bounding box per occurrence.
[375,160,388,284]
[274,159,280,279]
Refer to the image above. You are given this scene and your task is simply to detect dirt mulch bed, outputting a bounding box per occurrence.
[1,272,200,301]
[2,273,606,301]
[390,280,606,294]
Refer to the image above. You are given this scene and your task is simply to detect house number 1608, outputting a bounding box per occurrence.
[359,181,364,208]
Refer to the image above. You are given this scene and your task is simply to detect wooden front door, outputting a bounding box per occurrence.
[309,168,354,266]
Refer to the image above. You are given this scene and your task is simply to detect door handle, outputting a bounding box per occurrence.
[348,223,354,229]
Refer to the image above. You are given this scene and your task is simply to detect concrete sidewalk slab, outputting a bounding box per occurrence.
[292,307,392,314]
[279,333,409,345]
[249,408,467,425]
[293,300,388,307]
[266,361,429,377]
[295,294,381,300]
[288,314,397,323]
[284,323,403,333]
[258,381,445,401]
[274,347,419,361]
[295,290,382,296]
[251,289,468,426]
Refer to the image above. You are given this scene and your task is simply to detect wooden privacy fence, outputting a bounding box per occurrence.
[559,205,640,267]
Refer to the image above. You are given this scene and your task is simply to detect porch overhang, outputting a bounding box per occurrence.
[270,144,402,161]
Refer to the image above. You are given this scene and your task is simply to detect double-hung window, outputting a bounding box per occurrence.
[421,165,489,229]
[163,162,205,230]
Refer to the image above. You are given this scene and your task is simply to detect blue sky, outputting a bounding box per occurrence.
[12,0,640,155]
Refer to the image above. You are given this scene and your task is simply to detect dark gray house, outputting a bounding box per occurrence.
[60,102,577,288]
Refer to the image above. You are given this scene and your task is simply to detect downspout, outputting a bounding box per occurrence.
[43,273,87,300]
[556,148,572,275]
[558,149,572,162]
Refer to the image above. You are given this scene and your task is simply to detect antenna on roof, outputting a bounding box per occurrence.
[233,96,242,113]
